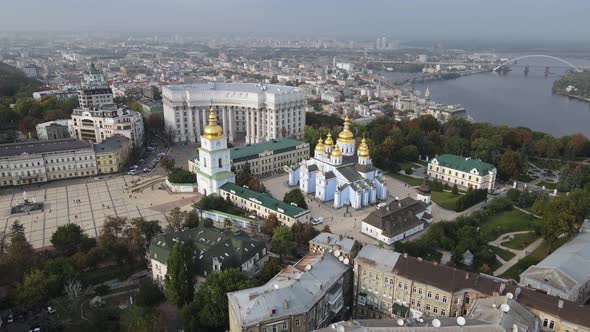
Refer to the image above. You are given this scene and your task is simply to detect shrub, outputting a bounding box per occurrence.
[507,188,521,202]
[405,167,413,175]
[167,168,196,184]
[456,189,487,211]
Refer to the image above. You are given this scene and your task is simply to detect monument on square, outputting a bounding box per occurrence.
[11,191,44,214]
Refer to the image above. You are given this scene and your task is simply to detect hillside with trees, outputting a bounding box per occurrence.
[553,72,590,100]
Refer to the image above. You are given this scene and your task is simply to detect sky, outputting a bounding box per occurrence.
[2,0,590,42]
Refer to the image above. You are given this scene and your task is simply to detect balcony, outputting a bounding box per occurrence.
[328,285,343,306]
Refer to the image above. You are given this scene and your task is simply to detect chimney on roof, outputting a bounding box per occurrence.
[515,287,521,300]
[465,273,469,280]
[558,300,564,309]
[283,300,289,309]
[499,283,506,295]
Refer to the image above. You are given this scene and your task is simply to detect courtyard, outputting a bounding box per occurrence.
[0,174,201,249]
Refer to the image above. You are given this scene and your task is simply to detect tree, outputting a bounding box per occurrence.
[271,226,294,259]
[164,243,195,307]
[98,216,129,263]
[64,279,86,313]
[321,225,332,233]
[168,168,197,183]
[184,210,200,229]
[557,164,583,192]
[223,218,232,229]
[136,279,164,307]
[283,188,308,209]
[50,223,91,255]
[131,218,162,244]
[262,213,280,235]
[122,305,162,332]
[5,221,35,277]
[182,269,254,331]
[258,257,282,284]
[16,269,60,306]
[498,150,526,180]
[203,218,214,228]
[452,184,459,195]
[159,156,175,172]
[291,221,319,245]
[536,191,590,248]
[165,207,188,232]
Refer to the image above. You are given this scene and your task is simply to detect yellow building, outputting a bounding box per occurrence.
[93,135,131,174]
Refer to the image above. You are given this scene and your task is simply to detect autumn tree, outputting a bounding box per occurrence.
[262,213,280,235]
[165,207,188,232]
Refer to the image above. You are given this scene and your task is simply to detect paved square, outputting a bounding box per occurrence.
[0,175,201,249]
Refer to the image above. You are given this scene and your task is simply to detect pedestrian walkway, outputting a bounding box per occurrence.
[489,231,544,276]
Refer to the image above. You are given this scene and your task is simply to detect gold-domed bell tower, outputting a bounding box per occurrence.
[336,115,355,156]
[314,137,326,160]
[324,133,334,154]
[330,143,343,165]
[196,105,235,196]
[357,137,372,165]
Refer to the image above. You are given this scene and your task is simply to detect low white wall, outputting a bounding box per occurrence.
[165,179,197,193]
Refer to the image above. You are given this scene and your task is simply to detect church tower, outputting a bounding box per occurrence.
[314,137,326,160]
[357,137,372,165]
[196,106,235,196]
[336,115,355,156]
[324,133,334,154]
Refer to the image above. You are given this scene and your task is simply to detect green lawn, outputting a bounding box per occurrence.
[397,161,419,172]
[431,191,462,211]
[538,181,557,190]
[501,232,539,250]
[387,173,423,186]
[491,245,516,261]
[479,209,539,242]
[516,174,537,183]
[500,237,569,280]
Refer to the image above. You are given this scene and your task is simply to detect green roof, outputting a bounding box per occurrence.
[230,139,307,163]
[149,226,266,277]
[220,182,309,218]
[432,154,495,175]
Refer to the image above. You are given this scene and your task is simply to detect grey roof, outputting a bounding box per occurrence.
[0,139,93,158]
[362,197,428,238]
[354,163,377,174]
[338,166,362,182]
[307,164,319,172]
[149,227,266,277]
[356,245,401,273]
[520,220,590,296]
[228,253,349,328]
[93,135,130,153]
[324,171,336,179]
[309,232,357,254]
[164,82,301,95]
[469,296,538,332]
[313,318,504,332]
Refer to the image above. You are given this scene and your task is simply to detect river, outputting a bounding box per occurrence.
[383,58,590,137]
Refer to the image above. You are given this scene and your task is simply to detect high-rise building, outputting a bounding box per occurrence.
[69,104,144,146]
[162,83,307,144]
[78,63,113,109]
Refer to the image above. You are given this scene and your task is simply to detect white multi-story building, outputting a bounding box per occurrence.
[162,82,306,144]
[78,63,113,109]
[427,154,496,190]
[0,139,97,187]
[69,104,144,146]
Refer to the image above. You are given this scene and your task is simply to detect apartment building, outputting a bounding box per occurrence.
[94,135,131,174]
[70,104,144,146]
[228,253,353,332]
[427,154,496,190]
[308,232,360,263]
[0,139,97,187]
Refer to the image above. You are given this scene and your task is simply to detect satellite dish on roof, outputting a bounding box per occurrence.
[500,304,510,313]
[339,256,344,262]
[397,319,404,326]
[432,319,441,328]
[305,264,312,271]
[344,258,350,265]
[337,325,345,332]
[457,317,466,326]
[506,292,514,299]
[273,284,279,290]
[334,250,341,257]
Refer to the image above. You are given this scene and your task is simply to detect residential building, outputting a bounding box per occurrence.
[353,245,505,320]
[36,120,70,140]
[468,295,539,332]
[149,227,268,285]
[286,120,388,209]
[162,82,307,143]
[425,105,467,122]
[94,135,131,174]
[220,182,311,227]
[78,63,113,109]
[22,64,38,78]
[32,89,78,101]
[361,197,432,244]
[229,139,310,177]
[228,253,353,332]
[192,106,235,196]
[309,232,360,263]
[314,318,523,332]
[0,139,97,187]
[520,220,590,304]
[427,154,496,190]
[138,99,163,117]
[69,104,144,146]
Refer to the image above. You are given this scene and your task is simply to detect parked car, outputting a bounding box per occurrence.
[311,217,324,225]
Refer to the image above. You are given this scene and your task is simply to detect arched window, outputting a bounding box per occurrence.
[218,158,222,168]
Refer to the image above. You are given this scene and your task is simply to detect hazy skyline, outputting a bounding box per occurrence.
[2,0,590,42]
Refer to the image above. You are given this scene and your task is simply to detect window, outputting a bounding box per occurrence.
[543,319,548,327]
[549,321,555,329]
[295,320,300,327]
[433,307,438,314]
[426,304,431,311]
[465,295,470,304]
[418,289,423,295]
[427,291,432,298]
[435,294,439,301]
[442,296,448,303]
[283,323,287,330]
[441,309,446,316]
[398,283,403,289]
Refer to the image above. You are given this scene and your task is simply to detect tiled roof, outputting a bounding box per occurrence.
[432,154,495,175]
[0,139,93,157]
[230,139,308,162]
[362,197,428,238]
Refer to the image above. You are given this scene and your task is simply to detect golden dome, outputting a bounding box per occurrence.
[358,137,370,158]
[315,137,325,152]
[337,115,354,143]
[203,106,224,139]
[324,133,334,146]
[331,144,343,157]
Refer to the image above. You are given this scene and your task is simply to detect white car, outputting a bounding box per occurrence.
[311,217,324,225]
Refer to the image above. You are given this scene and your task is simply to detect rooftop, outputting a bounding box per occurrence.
[93,135,130,153]
[362,197,429,238]
[0,139,93,158]
[432,154,495,175]
[163,82,301,95]
[230,139,308,162]
[309,232,358,254]
[313,318,504,332]
[220,182,309,218]
[228,253,349,328]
